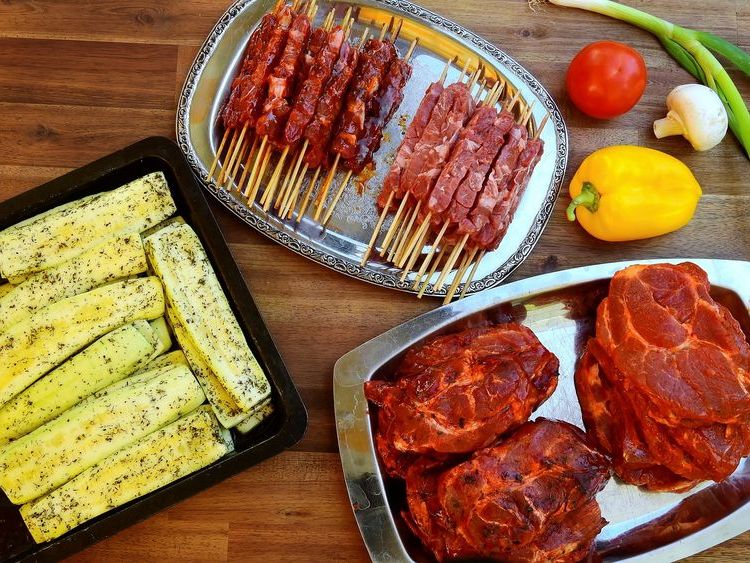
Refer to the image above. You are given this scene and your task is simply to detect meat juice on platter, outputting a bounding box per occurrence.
[364,262,750,562]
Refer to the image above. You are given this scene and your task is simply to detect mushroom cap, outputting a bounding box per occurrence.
[667,84,728,151]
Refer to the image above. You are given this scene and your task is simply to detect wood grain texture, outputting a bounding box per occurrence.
[0,0,748,561]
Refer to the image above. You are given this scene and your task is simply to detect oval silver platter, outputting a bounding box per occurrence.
[176,0,568,297]
[334,258,750,562]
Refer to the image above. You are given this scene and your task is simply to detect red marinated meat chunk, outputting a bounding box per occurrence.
[575,262,750,492]
[403,419,610,562]
[365,324,559,478]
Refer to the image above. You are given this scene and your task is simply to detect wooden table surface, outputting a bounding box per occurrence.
[1,0,748,561]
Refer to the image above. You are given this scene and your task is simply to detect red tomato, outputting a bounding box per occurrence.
[566,41,647,119]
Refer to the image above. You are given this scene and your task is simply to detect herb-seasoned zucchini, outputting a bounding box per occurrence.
[20,406,232,544]
[236,402,275,434]
[0,234,147,333]
[144,224,270,412]
[140,215,186,239]
[135,350,189,374]
[0,172,176,279]
[166,304,247,428]
[0,322,158,446]
[0,364,204,505]
[0,284,13,298]
[0,277,165,409]
[145,317,172,358]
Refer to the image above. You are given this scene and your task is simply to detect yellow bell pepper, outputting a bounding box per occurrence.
[566,145,702,242]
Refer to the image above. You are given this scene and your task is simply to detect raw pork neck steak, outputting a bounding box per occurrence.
[576,262,750,492]
[365,323,559,477]
[403,419,610,562]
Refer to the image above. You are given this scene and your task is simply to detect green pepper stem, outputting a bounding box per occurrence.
[566,182,600,222]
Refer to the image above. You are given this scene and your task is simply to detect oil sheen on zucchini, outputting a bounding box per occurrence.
[0,364,205,505]
[0,321,158,446]
[20,406,233,543]
[0,277,165,409]
[0,234,148,333]
[144,223,270,412]
[0,172,176,279]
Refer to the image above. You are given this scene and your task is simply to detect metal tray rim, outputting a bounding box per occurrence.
[175,0,569,298]
[333,258,750,562]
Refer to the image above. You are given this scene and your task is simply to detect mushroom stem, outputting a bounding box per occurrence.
[654,112,686,138]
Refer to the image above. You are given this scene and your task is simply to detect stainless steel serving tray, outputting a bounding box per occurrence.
[176,0,568,297]
[334,258,750,562]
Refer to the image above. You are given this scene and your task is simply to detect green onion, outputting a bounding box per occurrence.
[536,0,750,158]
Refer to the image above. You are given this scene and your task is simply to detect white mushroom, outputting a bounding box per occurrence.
[653,84,728,151]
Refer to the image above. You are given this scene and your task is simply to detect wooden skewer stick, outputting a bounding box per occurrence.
[417,245,447,298]
[243,136,268,198]
[391,201,421,262]
[225,135,250,190]
[459,249,484,300]
[388,209,412,262]
[236,134,260,194]
[390,18,404,42]
[458,57,471,83]
[379,193,410,256]
[440,56,455,83]
[433,232,469,290]
[397,210,430,268]
[296,166,322,222]
[259,146,289,208]
[411,221,448,289]
[379,18,392,41]
[221,123,248,185]
[522,100,536,128]
[533,113,550,141]
[404,37,418,61]
[218,129,240,184]
[341,6,353,29]
[399,224,430,282]
[274,156,298,211]
[313,153,340,221]
[361,192,393,266]
[279,156,306,215]
[208,128,231,181]
[262,145,292,205]
[282,163,309,219]
[443,247,475,305]
[322,170,353,226]
[279,140,309,210]
[247,148,272,204]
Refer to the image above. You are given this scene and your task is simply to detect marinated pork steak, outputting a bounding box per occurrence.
[576,262,750,492]
[403,419,610,562]
[365,324,559,477]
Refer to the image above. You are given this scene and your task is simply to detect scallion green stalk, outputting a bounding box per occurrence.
[539,0,750,158]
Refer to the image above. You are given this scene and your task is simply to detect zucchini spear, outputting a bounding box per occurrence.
[0,277,165,409]
[0,234,148,333]
[20,406,232,544]
[0,172,176,279]
[144,224,270,413]
[0,363,205,505]
[0,321,159,446]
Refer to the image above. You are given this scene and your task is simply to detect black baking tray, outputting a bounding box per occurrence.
[0,136,308,562]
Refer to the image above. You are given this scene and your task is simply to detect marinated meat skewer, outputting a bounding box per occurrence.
[277,31,364,218]
[402,82,501,283]
[252,20,346,206]
[398,83,504,272]
[222,5,295,188]
[321,39,416,227]
[208,10,280,181]
[389,77,476,265]
[313,26,398,222]
[445,114,548,304]
[380,59,470,260]
[360,60,452,265]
